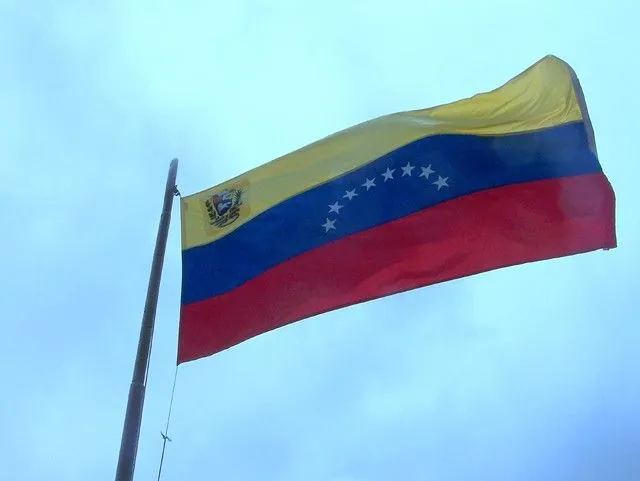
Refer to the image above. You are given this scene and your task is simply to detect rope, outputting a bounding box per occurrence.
[155,185,182,480]
[157,365,179,481]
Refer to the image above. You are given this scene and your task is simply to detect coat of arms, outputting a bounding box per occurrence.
[205,187,244,228]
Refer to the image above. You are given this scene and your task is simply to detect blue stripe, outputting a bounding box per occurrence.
[182,121,601,304]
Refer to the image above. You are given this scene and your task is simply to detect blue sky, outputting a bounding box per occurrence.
[1,1,639,480]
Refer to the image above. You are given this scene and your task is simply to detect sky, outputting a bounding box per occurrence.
[1,0,639,480]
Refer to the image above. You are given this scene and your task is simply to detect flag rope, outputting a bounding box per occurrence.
[157,365,179,481]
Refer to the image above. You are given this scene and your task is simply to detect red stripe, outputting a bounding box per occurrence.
[178,173,616,363]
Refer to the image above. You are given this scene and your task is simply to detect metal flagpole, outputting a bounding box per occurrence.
[115,158,179,481]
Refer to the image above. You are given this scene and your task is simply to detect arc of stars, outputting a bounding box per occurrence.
[324,160,451,233]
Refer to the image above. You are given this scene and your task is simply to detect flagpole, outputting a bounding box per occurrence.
[115,158,179,481]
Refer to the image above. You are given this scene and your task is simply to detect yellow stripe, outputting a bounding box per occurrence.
[182,55,584,250]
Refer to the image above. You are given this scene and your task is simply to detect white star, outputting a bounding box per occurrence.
[419,164,435,179]
[362,178,376,190]
[401,162,415,176]
[382,167,395,181]
[328,201,343,214]
[322,218,336,232]
[433,175,449,190]
[343,189,357,200]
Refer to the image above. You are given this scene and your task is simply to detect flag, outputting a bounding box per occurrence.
[177,55,616,364]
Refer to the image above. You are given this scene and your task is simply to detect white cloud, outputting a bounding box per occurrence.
[1,0,639,480]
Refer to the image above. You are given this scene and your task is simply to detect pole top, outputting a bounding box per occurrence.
[166,159,179,196]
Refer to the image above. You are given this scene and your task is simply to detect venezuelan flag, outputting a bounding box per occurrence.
[178,55,616,364]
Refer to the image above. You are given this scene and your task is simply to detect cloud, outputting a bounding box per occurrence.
[1,1,638,480]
